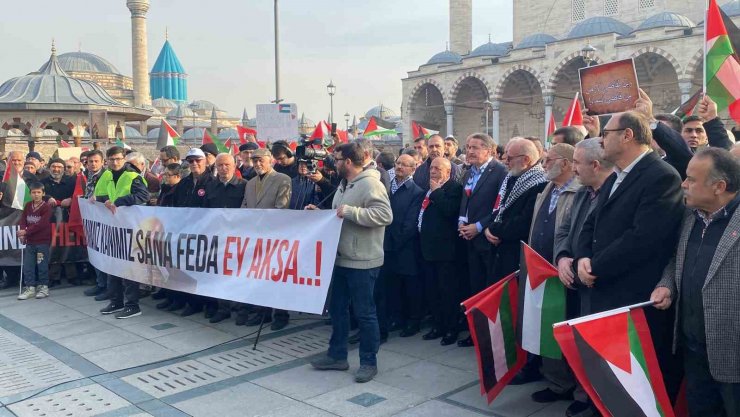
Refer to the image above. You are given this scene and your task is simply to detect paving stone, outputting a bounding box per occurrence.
[374,360,477,398]
[32,318,115,341]
[122,360,230,398]
[260,328,330,358]
[445,380,551,417]
[348,392,387,407]
[151,327,235,354]
[172,381,298,417]
[426,344,479,373]
[82,340,178,372]
[8,384,130,417]
[197,345,293,377]
[306,380,425,417]
[252,363,356,400]
[252,402,338,417]
[382,333,459,359]
[56,328,143,354]
[391,400,492,417]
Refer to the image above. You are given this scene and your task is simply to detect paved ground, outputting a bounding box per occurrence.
[0,285,568,417]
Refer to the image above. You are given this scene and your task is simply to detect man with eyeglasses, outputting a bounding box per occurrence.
[82,150,110,298]
[65,157,81,176]
[412,135,461,192]
[525,143,582,405]
[42,158,78,287]
[575,111,684,399]
[93,146,149,319]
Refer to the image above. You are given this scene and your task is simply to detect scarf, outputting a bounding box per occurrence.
[492,164,548,224]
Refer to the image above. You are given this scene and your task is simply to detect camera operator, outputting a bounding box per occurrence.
[289,161,322,210]
[271,140,299,179]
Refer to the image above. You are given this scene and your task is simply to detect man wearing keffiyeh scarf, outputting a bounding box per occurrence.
[485,138,548,283]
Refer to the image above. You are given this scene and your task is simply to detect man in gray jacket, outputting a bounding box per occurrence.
[309,142,393,383]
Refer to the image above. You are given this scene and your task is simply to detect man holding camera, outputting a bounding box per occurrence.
[309,142,393,383]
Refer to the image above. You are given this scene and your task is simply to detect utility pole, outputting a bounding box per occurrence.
[273,0,282,104]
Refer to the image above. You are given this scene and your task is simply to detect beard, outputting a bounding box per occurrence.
[545,163,562,180]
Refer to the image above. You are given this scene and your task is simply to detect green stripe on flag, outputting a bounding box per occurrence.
[628,314,666,417]
[539,277,565,359]
[708,77,734,110]
[499,281,518,368]
[707,35,736,78]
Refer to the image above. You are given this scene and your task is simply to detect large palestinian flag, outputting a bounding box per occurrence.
[2,166,31,210]
[553,304,675,417]
[461,272,526,403]
[156,119,181,149]
[706,0,740,123]
[518,242,565,359]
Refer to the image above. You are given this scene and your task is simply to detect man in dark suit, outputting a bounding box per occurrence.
[419,157,464,345]
[576,111,684,389]
[652,148,740,417]
[412,134,461,191]
[457,133,507,347]
[379,154,424,337]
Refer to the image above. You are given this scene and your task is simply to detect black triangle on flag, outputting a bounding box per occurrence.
[573,326,648,417]
[720,6,740,64]
[471,308,498,393]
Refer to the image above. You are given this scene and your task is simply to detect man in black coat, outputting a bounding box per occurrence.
[412,135,461,191]
[485,138,548,284]
[419,157,464,346]
[378,154,424,338]
[576,111,684,381]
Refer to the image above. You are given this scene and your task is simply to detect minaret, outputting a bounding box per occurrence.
[211,107,218,136]
[449,0,472,55]
[175,105,184,136]
[241,108,249,126]
[127,0,152,107]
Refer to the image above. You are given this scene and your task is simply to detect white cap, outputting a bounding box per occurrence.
[185,148,205,159]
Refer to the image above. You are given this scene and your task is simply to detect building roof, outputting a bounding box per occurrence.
[426,50,463,65]
[723,1,740,17]
[124,126,144,139]
[567,16,633,39]
[181,127,205,140]
[0,47,125,107]
[54,52,122,75]
[515,33,558,49]
[189,100,220,111]
[365,105,396,120]
[167,103,195,118]
[152,97,177,110]
[636,12,695,31]
[151,40,186,74]
[469,41,512,57]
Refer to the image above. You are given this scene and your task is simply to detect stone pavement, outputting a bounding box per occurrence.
[0,285,569,417]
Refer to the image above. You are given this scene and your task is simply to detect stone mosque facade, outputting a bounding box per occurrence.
[401,0,740,144]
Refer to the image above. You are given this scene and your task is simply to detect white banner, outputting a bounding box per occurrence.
[78,200,342,314]
[256,103,299,142]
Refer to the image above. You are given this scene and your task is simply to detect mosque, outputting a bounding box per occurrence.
[401,0,740,144]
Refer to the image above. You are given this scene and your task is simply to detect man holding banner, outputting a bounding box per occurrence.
[94,146,149,319]
[310,142,392,384]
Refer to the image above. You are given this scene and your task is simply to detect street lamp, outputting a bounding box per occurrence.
[344,112,350,132]
[327,80,336,123]
[483,100,492,136]
[581,44,597,67]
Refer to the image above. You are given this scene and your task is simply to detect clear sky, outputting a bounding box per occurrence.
[0,0,512,124]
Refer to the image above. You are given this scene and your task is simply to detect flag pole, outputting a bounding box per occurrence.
[567,92,580,126]
[704,0,709,96]
[553,300,655,327]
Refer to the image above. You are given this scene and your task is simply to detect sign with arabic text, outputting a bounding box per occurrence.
[579,59,640,116]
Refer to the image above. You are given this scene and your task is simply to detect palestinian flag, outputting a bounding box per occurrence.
[66,172,87,237]
[562,92,583,127]
[553,304,675,417]
[411,121,438,139]
[706,0,740,123]
[59,139,72,148]
[202,130,230,153]
[518,242,565,359]
[363,116,397,137]
[2,166,31,210]
[461,272,526,403]
[671,89,703,120]
[114,139,131,150]
[156,119,180,149]
[719,6,740,64]
[546,113,557,148]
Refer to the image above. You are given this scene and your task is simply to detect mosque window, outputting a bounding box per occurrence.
[604,0,619,16]
[572,0,586,21]
[638,0,655,10]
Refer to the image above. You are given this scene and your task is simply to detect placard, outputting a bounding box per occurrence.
[579,59,640,116]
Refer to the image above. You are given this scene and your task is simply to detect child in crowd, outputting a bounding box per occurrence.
[17,182,52,300]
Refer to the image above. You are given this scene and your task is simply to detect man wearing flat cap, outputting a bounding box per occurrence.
[238,142,259,180]
[200,143,219,177]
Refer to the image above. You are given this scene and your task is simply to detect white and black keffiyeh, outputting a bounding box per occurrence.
[492,165,548,224]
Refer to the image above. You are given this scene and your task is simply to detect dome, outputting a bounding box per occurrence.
[469,41,512,57]
[189,100,220,112]
[426,50,462,65]
[124,126,143,139]
[54,52,121,75]
[41,129,61,138]
[365,105,396,120]
[181,127,205,140]
[6,128,25,137]
[722,1,740,17]
[636,12,694,31]
[167,103,195,118]
[218,128,238,140]
[152,98,177,110]
[151,40,186,74]
[147,127,160,139]
[516,33,558,49]
[568,16,633,39]
[0,48,125,107]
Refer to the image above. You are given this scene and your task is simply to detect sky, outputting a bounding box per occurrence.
[0,0,512,125]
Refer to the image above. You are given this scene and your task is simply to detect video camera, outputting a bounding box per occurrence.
[295,133,330,174]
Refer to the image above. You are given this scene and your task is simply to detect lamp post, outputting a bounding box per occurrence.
[483,100,492,136]
[273,0,282,104]
[327,80,336,124]
[581,43,596,67]
[344,112,350,132]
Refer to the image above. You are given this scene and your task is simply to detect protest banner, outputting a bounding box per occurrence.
[256,103,299,142]
[579,58,640,116]
[78,200,342,314]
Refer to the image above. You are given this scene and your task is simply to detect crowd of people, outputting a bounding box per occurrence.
[1,89,739,414]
